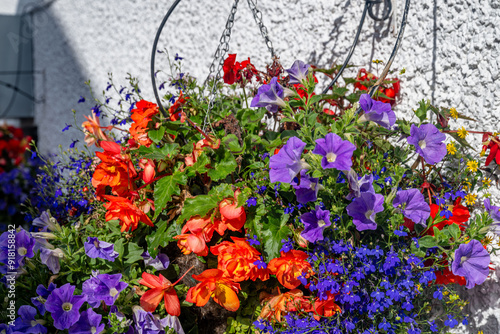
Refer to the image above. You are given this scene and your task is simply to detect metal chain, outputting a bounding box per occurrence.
[246,0,276,58]
[202,0,240,131]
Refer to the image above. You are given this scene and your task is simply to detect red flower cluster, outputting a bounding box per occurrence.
[169,92,189,122]
[0,125,31,173]
[482,133,500,166]
[354,68,400,106]
[223,54,259,85]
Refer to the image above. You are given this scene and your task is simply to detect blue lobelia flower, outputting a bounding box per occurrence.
[300,206,332,243]
[393,189,430,226]
[451,239,490,289]
[250,77,287,113]
[12,305,47,334]
[45,283,87,330]
[346,192,384,231]
[292,170,322,204]
[286,60,310,85]
[84,237,119,262]
[313,133,356,171]
[68,309,105,334]
[358,93,396,129]
[407,123,446,165]
[269,136,309,184]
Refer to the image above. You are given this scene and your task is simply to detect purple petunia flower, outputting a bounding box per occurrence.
[292,170,322,204]
[250,77,286,113]
[286,60,310,85]
[12,305,47,334]
[132,306,185,334]
[358,94,396,129]
[31,283,57,315]
[313,133,356,171]
[82,273,128,307]
[33,211,61,232]
[141,251,170,271]
[407,123,446,165]
[68,309,105,334]
[484,199,500,234]
[0,228,35,270]
[269,137,310,184]
[393,189,430,226]
[300,206,332,243]
[84,237,119,262]
[40,247,64,274]
[346,192,384,231]
[45,283,87,330]
[452,239,490,289]
[346,170,375,200]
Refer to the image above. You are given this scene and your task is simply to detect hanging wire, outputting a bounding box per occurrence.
[321,1,370,95]
[362,0,410,103]
[150,0,182,117]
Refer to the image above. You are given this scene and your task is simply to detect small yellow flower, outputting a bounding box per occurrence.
[479,331,484,334]
[482,178,492,188]
[457,127,469,139]
[480,149,486,157]
[464,193,477,206]
[450,107,458,119]
[482,236,493,246]
[467,160,479,173]
[447,142,457,155]
[372,59,383,64]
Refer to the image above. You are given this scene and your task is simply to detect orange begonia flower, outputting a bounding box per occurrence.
[186,269,241,312]
[103,195,153,232]
[139,267,193,316]
[311,293,342,320]
[268,250,313,289]
[129,100,159,147]
[219,198,246,231]
[211,237,269,282]
[259,289,304,323]
[82,114,112,147]
[139,159,156,184]
[173,232,208,257]
[184,136,221,166]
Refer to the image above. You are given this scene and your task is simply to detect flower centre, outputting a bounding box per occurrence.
[62,302,73,312]
[94,240,100,248]
[17,247,27,256]
[418,140,427,149]
[460,256,468,265]
[318,220,326,227]
[91,327,97,334]
[31,319,46,327]
[365,210,375,220]
[326,152,337,163]
[310,183,316,190]
[109,288,119,297]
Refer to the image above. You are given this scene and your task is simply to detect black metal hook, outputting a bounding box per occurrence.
[367,0,393,21]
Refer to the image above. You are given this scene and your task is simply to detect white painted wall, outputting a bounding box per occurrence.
[2,0,500,332]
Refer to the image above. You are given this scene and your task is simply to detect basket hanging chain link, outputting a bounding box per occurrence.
[247,0,276,58]
[203,0,240,131]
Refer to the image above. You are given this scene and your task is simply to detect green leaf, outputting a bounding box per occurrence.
[222,135,245,154]
[418,235,438,248]
[280,130,299,139]
[114,239,125,260]
[138,143,179,160]
[147,219,182,257]
[148,127,166,144]
[308,95,324,105]
[448,223,461,241]
[208,151,237,181]
[186,152,210,177]
[177,184,233,223]
[414,99,429,122]
[125,242,145,264]
[154,171,188,219]
[257,210,291,259]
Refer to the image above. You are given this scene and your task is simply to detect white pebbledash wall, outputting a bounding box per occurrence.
[5,0,500,332]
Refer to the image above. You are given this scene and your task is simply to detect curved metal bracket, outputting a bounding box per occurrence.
[150,0,181,117]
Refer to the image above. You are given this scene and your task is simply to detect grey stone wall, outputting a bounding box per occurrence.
[2,0,499,332]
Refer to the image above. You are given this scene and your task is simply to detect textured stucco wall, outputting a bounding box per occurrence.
[6,0,500,332]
